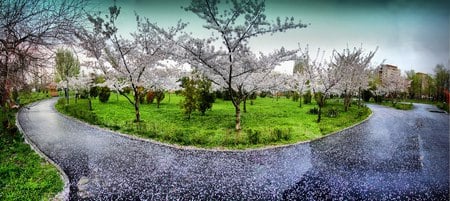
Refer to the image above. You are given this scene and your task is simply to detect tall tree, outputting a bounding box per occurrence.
[380,70,408,106]
[300,47,342,122]
[78,4,184,122]
[434,64,450,102]
[55,48,80,104]
[0,0,87,109]
[181,0,306,131]
[332,47,376,111]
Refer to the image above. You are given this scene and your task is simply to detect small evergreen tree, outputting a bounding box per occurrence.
[197,78,215,115]
[180,77,197,119]
[155,90,165,108]
[303,90,312,104]
[89,86,99,99]
[99,87,111,103]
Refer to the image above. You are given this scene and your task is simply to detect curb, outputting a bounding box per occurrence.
[54,98,374,153]
[16,101,70,201]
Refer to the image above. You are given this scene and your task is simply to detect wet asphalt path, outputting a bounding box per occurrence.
[18,98,449,200]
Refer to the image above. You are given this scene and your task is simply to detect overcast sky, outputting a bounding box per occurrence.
[90,0,449,75]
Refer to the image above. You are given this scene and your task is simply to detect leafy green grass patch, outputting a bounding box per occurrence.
[1,92,63,201]
[56,94,371,149]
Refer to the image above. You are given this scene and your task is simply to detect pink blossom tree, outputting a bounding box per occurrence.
[77,4,184,122]
[180,0,307,131]
[332,47,376,111]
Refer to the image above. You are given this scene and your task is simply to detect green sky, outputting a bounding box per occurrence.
[91,0,449,74]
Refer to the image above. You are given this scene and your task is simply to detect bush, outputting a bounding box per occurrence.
[362,90,372,102]
[214,90,224,99]
[374,95,383,103]
[122,86,132,94]
[89,86,99,99]
[303,90,312,104]
[259,91,270,98]
[155,90,165,107]
[222,89,233,101]
[326,107,339,118]
[292,92,300,102]
[309,107,319,114]
[197,79,214,115]
[146,91,155,104]
[98,87,111,103]
[285,91,292,99]
[136,87,146,104]
[79,89,89,99]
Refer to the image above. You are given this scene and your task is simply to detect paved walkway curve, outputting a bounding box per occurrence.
[18,98,449,200]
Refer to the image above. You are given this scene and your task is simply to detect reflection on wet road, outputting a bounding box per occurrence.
[18,99,449,200]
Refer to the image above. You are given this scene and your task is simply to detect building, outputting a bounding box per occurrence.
[378,64,401,84]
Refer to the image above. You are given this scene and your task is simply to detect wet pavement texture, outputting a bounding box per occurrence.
[18,98,449,200]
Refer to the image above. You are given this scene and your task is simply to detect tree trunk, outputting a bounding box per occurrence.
[235,104,241,131]
[0,57,9,109]
[317,105,322,123]
[299,96,302,107]
[134,91,141,122]
[134,100,141,122]
[64,87,69,104]
[358,87,361,108]
[88,98,92,111]
[243,97,247,113]
[344,94,350,112]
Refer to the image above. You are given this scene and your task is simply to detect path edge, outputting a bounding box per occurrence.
[54,98,374,152]
[16,104,70,201]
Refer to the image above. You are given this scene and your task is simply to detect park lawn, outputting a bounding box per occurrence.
[373,100,414,110]
[0,92,63,201]
[56,94,371,149]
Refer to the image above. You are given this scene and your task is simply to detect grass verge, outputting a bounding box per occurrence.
[373,101,414,110]
[0,92,63,201]
[56,94,371,149]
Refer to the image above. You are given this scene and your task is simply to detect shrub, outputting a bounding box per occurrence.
[155,90,165,108]
[122,86,132,94]
[362,90,372,102]
[292,92,300,102]
[197,79,214,115]
[137,87,146,104]
[285,91,292,99]
[303,90,312,104]
[309,107,319,114]
[222,89,233,101]
[327,107,339,118]
[259,91,270,98]
[79,89,89,99]
[89,86,99,99]
[248,92,257,105]
[180,77,197,119]
[146,91,155,104]
[214,90,224,99]
[98,87,111,103]
[374,95,383,103]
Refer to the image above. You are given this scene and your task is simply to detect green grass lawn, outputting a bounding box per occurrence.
[374,101,414,110]
[1,92,63,201]
[56,94,371,149]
